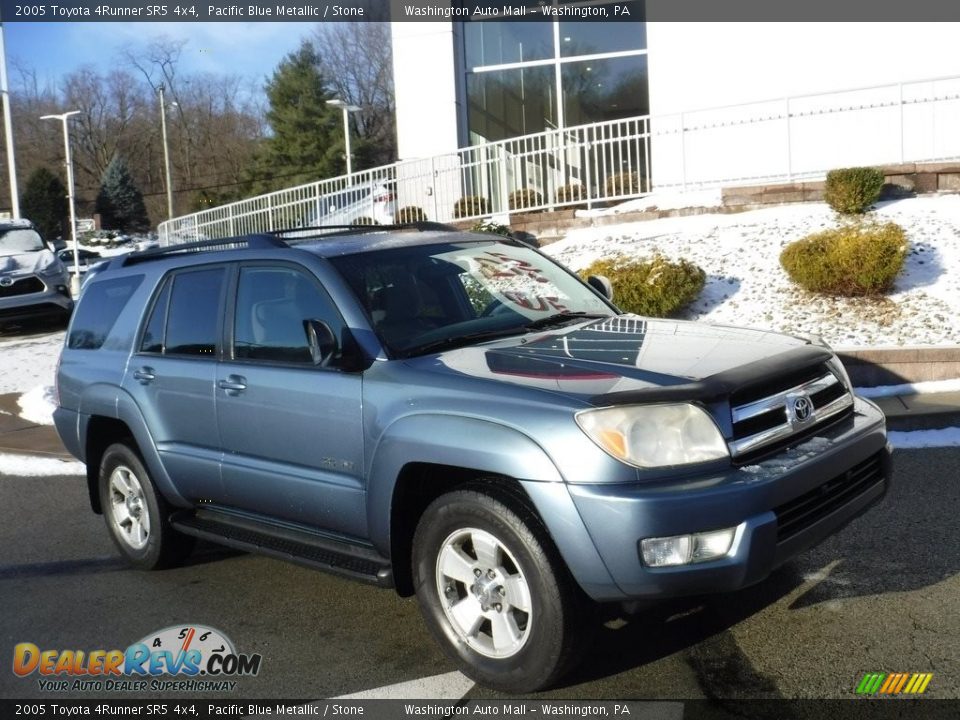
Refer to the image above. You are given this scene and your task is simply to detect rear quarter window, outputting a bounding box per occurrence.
[68,275,144,350]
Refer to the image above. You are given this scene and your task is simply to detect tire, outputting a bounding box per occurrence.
[412,488,588,693]
[99,442,194,570]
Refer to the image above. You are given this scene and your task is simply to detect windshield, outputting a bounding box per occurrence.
[0,228,45,256]
[330,240,615,356]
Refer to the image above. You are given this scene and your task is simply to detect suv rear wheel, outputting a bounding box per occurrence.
[412,489,587,693]
[99,442,194,570]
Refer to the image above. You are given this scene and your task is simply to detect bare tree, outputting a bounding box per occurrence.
[311,23,396,168]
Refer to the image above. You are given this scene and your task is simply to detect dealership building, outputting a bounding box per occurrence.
[391,11,960,197]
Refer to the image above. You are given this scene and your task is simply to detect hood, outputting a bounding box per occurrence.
[0,249,57,275]
[408,316,830,405]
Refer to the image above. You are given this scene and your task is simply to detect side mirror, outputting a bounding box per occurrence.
[305,319,338,367]
[586,275,614,301]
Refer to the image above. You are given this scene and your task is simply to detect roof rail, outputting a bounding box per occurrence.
[121,234,284,266]
[268,221,459,240]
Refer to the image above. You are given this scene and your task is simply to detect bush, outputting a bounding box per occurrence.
[471,220,512,237]
[605,172,640,196]
[780,222,908,296]
[351,216,379,226]
[453,196,489,219]
[556,183,585,204]
[394,206,427,223]
[580,254,706,317]
[824,167,885,215]
[508,188,543,211]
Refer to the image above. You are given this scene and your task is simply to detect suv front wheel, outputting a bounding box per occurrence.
[412,489,587,693]
[99,442,194,570]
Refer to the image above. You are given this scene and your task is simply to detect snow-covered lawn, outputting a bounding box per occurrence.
[545,195,960,348]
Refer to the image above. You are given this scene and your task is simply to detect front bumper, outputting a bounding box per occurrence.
[567,397,890,600]
[0,273,73,322]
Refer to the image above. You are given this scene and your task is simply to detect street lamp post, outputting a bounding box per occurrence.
[326,99,360,180]
[158,85,175,220]
[0,24,20,218]
[41,111,81,297]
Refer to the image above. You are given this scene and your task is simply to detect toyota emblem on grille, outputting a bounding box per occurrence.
[790,394,813,425]
[0,277,13,287]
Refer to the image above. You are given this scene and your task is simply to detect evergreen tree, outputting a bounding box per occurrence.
[21,167,68,240]
[253,41,342,192]
[95,156,150,232]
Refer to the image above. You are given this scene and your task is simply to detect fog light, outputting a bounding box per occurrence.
[640,526,739,567]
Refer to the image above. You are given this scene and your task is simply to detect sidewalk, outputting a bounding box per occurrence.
[1,390,958,463]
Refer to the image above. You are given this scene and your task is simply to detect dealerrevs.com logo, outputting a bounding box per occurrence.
[13,624,262,692]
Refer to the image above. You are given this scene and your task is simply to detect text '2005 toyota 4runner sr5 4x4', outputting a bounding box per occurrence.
[55,223,891,692]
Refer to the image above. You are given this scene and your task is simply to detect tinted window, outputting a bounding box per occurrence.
[68,276,144,350]
[139,277,171,354]
[165,268,225,357]
[233,266,343,365]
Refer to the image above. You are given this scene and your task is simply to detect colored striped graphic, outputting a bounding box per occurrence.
[856,672,933,695]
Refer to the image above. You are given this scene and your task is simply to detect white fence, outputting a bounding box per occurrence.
[159,74,960,245]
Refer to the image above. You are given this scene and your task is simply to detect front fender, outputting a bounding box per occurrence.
[366,414,619,599]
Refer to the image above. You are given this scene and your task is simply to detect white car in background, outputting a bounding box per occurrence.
[305,182,396,227]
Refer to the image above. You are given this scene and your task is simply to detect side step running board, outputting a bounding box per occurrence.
[171,508,394,588]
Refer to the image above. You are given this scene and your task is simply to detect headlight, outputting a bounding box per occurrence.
[38,258,65,277]
[640,525,741,567]
[575,403,729,468]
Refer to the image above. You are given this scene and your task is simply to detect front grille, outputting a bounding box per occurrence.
[729,366,853,461]
[0,276,44,298]
[774,451,885,542]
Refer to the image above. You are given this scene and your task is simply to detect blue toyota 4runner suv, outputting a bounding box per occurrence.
[54,224,891,692]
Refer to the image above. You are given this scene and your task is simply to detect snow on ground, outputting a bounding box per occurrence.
[888,428,960,449]
[17,384,56,426]
[545,194,960,347]
[0,453,85,477]
[0,330,65,395]
[856,378,960,399]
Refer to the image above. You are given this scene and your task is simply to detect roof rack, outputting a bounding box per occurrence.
[121,234,284,266]
[268,221,459,240]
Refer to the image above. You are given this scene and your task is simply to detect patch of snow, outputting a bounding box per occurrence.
[17,385,56,426]
[0,331,65,395]
[546,195,960,347]
[856,378,960,399]
[0,453,85,477]
[888,428,960,449]
[576,188,723,218]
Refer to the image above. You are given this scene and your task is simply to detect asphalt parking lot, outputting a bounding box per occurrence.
[0,448,957,703]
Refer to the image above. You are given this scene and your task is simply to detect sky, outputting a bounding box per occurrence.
[4,22,311,95]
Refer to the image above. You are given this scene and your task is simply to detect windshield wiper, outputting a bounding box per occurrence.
[401,328,526,358]
[523,312,610,332]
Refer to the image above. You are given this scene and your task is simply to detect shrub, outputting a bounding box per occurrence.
[508,188,543,211]
[394,206,427,223]
[780,221,908,296]
[471,220,512,237]
[824,167,885,215]
[580,254,706,317]
[605,172,640,196]
[556,183,585,204]
[453,196,489,219]
[351,216,379,226]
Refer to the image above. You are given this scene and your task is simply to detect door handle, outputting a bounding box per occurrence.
[132,367,155,384]
[218,375,247,394]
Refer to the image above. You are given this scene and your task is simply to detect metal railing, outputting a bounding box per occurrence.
[159,74,960,245]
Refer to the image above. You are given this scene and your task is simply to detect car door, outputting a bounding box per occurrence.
[214,263,366,539]
[124,265,227,501]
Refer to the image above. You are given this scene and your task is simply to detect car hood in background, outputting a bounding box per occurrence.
[411,316,827,404]
[0,249,56,274]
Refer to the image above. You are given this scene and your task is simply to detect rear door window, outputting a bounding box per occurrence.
[161,267,226,358]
